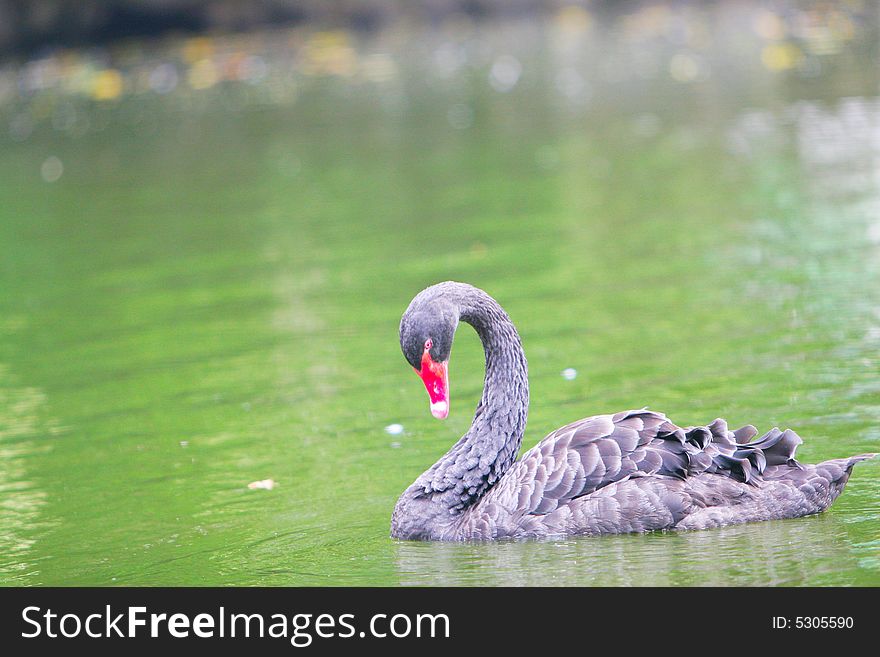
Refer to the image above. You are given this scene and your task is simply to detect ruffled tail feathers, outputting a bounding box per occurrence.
[712,419,876,485]
[700,419,805,484]
[620,410,873,487]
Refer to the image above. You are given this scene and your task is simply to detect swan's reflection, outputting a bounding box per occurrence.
[393,512,867,586]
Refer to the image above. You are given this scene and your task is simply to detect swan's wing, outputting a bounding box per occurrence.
[479,408,804,518]
[481,409,670,516]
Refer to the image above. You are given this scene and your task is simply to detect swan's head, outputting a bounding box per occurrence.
[400,287,460,419]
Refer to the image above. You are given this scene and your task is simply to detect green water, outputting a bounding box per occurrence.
[1,18,879,586]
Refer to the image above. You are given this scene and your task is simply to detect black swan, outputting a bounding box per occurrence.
[391,281,875,540]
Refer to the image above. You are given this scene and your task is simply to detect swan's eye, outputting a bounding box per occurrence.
[424,339,433,352]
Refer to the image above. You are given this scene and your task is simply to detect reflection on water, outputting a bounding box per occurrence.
[394,513,866,586]
[0,5,878,585]
[0,363,54,584]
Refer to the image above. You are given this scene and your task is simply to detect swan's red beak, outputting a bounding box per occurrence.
[416,350,449,419]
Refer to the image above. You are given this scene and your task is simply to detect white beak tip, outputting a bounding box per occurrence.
[430,400,449,419]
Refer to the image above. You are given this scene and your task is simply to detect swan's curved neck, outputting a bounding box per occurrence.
[420,285,529,513]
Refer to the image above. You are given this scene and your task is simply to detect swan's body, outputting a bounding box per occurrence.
[391,282,874,541]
